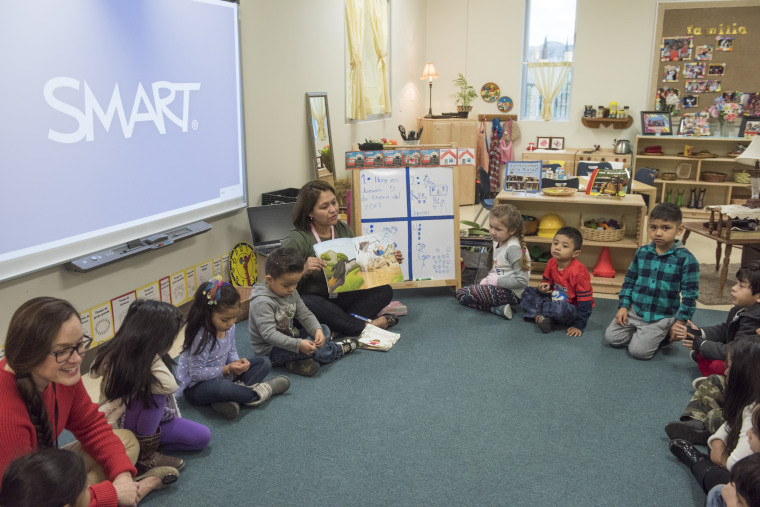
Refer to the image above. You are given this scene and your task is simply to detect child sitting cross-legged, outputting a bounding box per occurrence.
[249,247,359,377]
[674,261,760,378]
[605,202,699,360]
[520,226,594,336]
[455,204,531,320]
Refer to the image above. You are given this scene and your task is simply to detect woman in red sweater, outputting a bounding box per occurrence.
[0,297,173,506]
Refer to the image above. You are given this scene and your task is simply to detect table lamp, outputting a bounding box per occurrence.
[735,136,760,208]
[420,62,439,118]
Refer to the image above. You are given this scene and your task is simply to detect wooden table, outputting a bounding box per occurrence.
[681,222,760,292]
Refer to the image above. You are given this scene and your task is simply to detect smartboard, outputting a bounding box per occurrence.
[354,166,460,287]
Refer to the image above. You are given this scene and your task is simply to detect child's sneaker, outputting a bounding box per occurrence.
[335,338,359,357]
[211,401,240,420]
[489,305,513,320]
[263,375,290,396]
[536,315,553,333]
[286,358,320,377]
[691,376,708,390]
[244,382,273,407]
[690,350,699,364]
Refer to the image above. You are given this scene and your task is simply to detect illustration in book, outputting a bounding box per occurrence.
[504,161,542,192]
[586,167,631,197]
[312,232,404,294]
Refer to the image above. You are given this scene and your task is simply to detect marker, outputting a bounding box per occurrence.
[414,278,432,281]
[350,313,372,323]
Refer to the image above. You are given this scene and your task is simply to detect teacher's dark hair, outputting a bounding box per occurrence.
[0,448,86,507]
[292,180,337,232]
[4,297,79,449]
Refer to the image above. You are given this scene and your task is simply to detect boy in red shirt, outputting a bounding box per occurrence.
[520,227,594,336]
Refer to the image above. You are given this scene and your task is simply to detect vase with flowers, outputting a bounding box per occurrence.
[706,96,740,137]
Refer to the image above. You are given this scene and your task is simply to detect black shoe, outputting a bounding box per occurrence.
[665,420,710,445]
[536,316,553,333]
[669,439,709,468]
[335,338,359,357]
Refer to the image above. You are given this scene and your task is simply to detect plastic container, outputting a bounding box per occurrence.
[262,188,299,205]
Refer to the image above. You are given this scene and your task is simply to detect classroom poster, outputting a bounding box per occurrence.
[111,291,136,331]
[185,268,197,299]
[213,257,222,278]
[159,277,172,304]
[136,282,160,301]
[80,311,92,338]
[91,303,115,344]
[170,271,187,305]
[195,261,213,285]
[221,254,229,282]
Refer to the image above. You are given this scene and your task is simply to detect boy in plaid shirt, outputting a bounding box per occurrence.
[605,202,699,359]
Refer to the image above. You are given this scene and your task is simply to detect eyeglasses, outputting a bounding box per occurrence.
[49,336,93,363]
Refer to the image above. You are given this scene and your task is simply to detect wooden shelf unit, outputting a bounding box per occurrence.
[633,135,752,218]
[494,191,647,294]
[581,116,634,129]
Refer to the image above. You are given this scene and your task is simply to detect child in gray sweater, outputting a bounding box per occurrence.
[249,247,358,377]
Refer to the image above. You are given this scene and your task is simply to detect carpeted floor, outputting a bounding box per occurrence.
[124,288,728,507]
[696,263,740,306]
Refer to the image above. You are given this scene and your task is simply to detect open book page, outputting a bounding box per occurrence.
[312,232,404,294]
[357,324,401,351]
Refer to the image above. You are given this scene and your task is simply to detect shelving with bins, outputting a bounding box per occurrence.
[633,135,751,219]
[494,191,646,294]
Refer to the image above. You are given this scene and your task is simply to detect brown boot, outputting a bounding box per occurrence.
[135,428,184,477]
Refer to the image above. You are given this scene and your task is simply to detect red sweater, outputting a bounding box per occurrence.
[0,359,136,506]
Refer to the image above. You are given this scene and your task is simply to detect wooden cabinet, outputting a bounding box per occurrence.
[494,191,647,294]
[633,135,751,219]
[417,117,477,205]
[575,148,632,168]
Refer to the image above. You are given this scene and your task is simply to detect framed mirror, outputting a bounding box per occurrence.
[306,92,334,183]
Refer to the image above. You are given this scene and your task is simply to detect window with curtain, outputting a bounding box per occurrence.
[345,0,390,121]
[521,0,576,121]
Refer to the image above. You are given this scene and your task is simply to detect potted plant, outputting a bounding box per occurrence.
[452,73,478,117]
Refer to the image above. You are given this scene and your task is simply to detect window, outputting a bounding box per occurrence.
[345,0,390,121]
[521,0,576,121]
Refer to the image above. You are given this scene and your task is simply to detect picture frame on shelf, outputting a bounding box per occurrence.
[550,137,565,150]
[536,137,551,150]
[641,111,673,135]
[739,116,760,138]
[679,112,711,136]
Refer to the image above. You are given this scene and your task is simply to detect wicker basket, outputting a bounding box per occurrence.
[659,172,677,181]
[530,261,548,274]
[700,171,727,183]
[580,215,625,242]
[235,285,252,323]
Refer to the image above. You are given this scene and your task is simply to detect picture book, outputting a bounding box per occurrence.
[585,167,631,197]
[357,324,401,351]
[312,232,405,294]
[504,161,542,192]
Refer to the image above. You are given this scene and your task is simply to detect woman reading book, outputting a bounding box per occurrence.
[281,180,403,336]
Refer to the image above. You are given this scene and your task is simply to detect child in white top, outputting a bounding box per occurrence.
[456,204,531,320]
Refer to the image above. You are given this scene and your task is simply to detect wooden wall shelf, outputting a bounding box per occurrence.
[581,117,634,129]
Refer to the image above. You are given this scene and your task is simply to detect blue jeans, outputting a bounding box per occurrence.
[520,286,577,325]
[706,485,726,507]
[269,325,341,366]
[183,356,271,406]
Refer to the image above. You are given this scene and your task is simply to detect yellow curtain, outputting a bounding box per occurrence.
[369,0,390,114]
[345,0,368,120]
[527,62,572,121]
[310,98,327,141]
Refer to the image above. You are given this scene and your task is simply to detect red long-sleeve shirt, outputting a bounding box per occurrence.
[0,359,136,506]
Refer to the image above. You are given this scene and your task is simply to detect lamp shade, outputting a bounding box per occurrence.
[736,137,760,166]
[420,63,439,81]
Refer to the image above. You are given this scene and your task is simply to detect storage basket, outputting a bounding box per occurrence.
[733,169,751,184]
[262,188,299,205]
[530,261,548,274]
[659,172,677,181]
[580,215,625,242]
[700,171,727,183]
[234,285,252,323]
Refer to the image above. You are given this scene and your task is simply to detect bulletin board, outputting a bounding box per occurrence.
[648,1,760,124]
[351,166,462,289]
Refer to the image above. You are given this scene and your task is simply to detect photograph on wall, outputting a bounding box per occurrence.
[708,63,726,76]
[660,36,693,61]
[683,62,705,79]
[685,80,707,94]
[695,45,713,61]
[720,91,743,105]
[739,116,760,138]
[656,88,681,112]
[679,112,711,136]
[682,94,699,108]
[742,93,760,116]
[716,36,734,51]
[641,111,672,135]
[662,65,680,82]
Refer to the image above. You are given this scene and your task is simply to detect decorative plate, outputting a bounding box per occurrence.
[542,187,577,197]
[228,241,257,286]
[481,82,500,102]
[497,96,513,112]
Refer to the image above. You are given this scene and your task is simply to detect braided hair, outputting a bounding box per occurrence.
[4,297,79,449]
[490,204,531,271]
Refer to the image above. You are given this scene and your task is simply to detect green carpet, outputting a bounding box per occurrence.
[133,289,720,506]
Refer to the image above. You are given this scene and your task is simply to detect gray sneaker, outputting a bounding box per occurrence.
[536,315,553,333]
[335,338,359,357]
[244,382,273,407]
[263,375,290,396]
[211,401,240,420]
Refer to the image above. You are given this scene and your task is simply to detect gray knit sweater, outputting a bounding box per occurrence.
[248,285,322,356]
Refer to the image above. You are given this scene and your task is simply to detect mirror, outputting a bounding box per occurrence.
[306,92,334,184]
